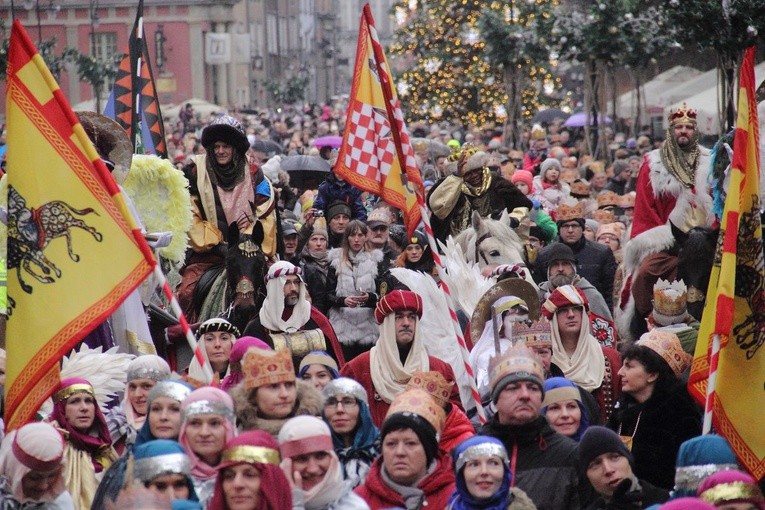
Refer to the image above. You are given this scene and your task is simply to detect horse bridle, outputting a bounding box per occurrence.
[474,232,493,265]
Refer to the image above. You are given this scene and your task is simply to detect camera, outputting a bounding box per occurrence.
[313,210,324,217]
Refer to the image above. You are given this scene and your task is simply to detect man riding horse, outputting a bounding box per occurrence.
[620,104,718,340]
[177,116,280,321]
[426,144,532,243]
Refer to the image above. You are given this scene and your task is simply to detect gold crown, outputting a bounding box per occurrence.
[385,388,446,435]
[556,199,585,222]
[617,192,636,209]
[668,102,698,126]
[597,191,620,209]
[530,124,547,140]
[510,319,552,348]
[636,330,692,376]
[242,348,295,390]
[652,278,688,323]
[406,370,453,409]
[489,345,544,392]
[591,209,616,224]
[570,179,591,197]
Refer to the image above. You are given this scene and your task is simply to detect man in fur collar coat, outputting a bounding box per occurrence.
[630,104,714,240]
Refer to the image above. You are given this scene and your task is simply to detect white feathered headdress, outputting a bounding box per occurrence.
[37,345,135,417]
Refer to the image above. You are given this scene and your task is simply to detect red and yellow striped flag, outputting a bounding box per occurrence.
[5,20,155,431]
[334,4,423,235]
[688,46,765,478]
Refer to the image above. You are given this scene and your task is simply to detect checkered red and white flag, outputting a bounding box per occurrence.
[334,4,422,235]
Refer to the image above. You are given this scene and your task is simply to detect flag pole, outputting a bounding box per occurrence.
[363,5,486,423]
[154,265,215,382]
[702,333,721,434]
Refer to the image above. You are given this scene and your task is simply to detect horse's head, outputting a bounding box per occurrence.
[675,225,718,320]
[226,221,267,314]
[457,211,526,268]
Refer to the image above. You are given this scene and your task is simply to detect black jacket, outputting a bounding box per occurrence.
[584,478,669,510]
[481,415,591,510]
[607,383,702,490]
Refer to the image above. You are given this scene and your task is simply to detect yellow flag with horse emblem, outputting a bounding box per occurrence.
[689,46,765,479]
[4,20,155,431]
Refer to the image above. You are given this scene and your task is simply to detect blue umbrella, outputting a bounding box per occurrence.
[564,112,612,127]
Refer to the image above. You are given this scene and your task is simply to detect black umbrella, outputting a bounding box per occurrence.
[531,108,570,125]
[251,139,283,155]
[280,155,331,189]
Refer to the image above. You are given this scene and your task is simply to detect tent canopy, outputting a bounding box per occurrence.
[616,66,703,119]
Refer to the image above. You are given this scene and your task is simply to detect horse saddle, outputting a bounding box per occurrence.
[271,328,326,359]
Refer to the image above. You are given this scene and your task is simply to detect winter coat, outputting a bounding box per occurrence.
[326,248,383,348]
[355,451,456,510]
[607,382,702,491]
[230,379,323,437]
[340,351,462,428]
[584,478,669,510]
[313,174,368,221]
[536,238,617,311]
[440,405,476,455]
[299,248,331,315]
[446,487,539,510]
[480,416,589,510]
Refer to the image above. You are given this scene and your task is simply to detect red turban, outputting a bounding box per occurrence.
[374,290,423,324]
[541,285,589,320]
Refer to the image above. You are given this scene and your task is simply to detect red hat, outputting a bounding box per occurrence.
[374,289,423,324]
[542,285,589,320]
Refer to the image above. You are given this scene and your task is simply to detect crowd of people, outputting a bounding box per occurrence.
[0,99,762,510]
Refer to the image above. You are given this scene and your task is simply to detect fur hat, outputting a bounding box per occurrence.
[374,290,423,324]
[578,426,633,473]
[489,345,545,403]
[201,115,249,153]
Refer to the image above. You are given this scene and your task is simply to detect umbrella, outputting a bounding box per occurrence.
[280,155,331,189]
[251,139,283,155]
[313,135,343,148]
[531,108,570,124]
[411,137,452,158]
[564,112,612,128]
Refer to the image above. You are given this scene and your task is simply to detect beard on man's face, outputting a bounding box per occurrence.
[549,273,575,289]
[284,293,299,306]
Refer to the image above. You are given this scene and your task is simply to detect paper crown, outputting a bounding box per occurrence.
[385,388,446,435]
[596,223,624,243]
[510,319,553,347]
[617,192,636,209]
[597,191,620,209]
[636,330,692,376]
[556,199,586,222]
[530,124,547,140]
[589,161,605,173]
[569,179,591,198]
[406,370,453,409]
[242,348,295,390]
[591,209,616,224]
[446,144,489,176]
[652,278,689,325]
[489,344,545,393]
[668,102,698,126]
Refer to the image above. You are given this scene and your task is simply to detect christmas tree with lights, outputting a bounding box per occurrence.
[389,0,560,132]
